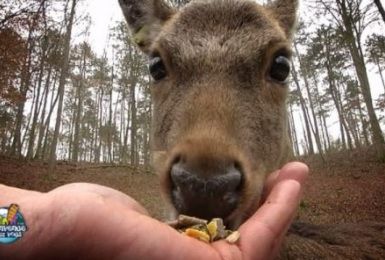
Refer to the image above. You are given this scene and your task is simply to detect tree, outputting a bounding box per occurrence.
[34,29,64,160]
[293,24,325,157]
[26,8,52,159]
[1,0,154,165]
[317,0,385,161]
[70,42,93,162]
[374,0,385,24]
[48,0,78,172]
[366,34,385,92]
[0,0,48,29]
[8,0,47,157]
[0,28,26,108]
[290,61,315,155]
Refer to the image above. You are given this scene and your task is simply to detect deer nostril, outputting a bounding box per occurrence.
[225,163,243,191]
[233,161,244,191]
[169,159,244,219]
[170,161,243,193]
[170,162,199,190]
[171,154,187,166]
[233,160,242,174]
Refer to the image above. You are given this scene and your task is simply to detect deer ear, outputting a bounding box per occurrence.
[119,0,175,53]
[267,0,298,38]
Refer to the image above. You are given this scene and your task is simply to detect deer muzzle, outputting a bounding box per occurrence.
[162,135,251,226]
[170,157,243,220]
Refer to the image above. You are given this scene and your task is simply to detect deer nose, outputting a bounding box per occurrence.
[170,159,243,220]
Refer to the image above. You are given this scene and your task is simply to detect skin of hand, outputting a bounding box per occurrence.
[0,162,308,260]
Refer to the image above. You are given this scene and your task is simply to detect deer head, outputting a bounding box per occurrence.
[119,0,298,228]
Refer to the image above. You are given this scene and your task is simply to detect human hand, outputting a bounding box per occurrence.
[0,162,308,260]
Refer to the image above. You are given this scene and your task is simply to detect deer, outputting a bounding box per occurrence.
[118,0,385,258]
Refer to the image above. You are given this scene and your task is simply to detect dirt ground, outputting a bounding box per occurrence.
[0,147,384,224]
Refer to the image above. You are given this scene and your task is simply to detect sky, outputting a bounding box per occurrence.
[83,0,123,54]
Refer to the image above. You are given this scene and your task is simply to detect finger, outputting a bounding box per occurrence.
[239,179,303,259]
[278,162,308,185]
[0,184,41,205]
[49,183,149,215]
[261,162,308,203]
[72,198,223,260]
[260,170,280,203]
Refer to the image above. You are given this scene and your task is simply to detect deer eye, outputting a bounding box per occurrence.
[269,55,291,83]
[149,56,167,81]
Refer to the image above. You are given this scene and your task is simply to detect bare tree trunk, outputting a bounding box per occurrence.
[322,113,331,149]
[287,111,294,156]
[80,118,86,161]
[10,32,34,157]
[143,121,150,166]
[122,76,131,164]
[48,0,77,172]
[322,34,353,150]
[328,77,353,150]
[299,112,309,154]
[89,120,95,162]
[112,88,121,162]
[146,78,153,166]
[119,87,125,164]
[291,62,315,155]
[294,43,324,157]
[375,58,385,93]
[319,113,328,151]
[21,82,37,152]
[34,67,56,159]
[356,93,370,146]
[123,114,130,163]
[340,83,362,148]
[313,74,330,152]
[37,73,59,160]
[72,46,87,162]
[9,2,46,157]
[130,81,137,165]
[26,48,48,159]
[107,60,114,163]
[337,0,385,160]
[374,0,385,25]
[289,103,300,156]
[126,41,139,166]
[94,89,103,163]
[143,92,152,166]
[336,83,354,149]
[68,100,76,161]
[72,83,82,162]
[0,128,7,153]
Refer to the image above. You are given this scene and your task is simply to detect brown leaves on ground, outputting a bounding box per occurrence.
[297,147,385,224]
[0,147,384,224]
[0,157,166,219]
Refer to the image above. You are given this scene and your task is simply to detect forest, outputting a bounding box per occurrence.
[0,0,385,171]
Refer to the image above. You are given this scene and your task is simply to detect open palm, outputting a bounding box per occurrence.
[0,162,307,260]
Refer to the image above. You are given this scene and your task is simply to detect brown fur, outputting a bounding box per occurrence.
[120,0,294,225]
[119,0,385,258]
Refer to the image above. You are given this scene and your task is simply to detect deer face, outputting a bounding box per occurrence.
[119,0,297,228]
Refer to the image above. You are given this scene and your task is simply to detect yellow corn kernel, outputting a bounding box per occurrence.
[207,220,218,240]
[184,228,210,243]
